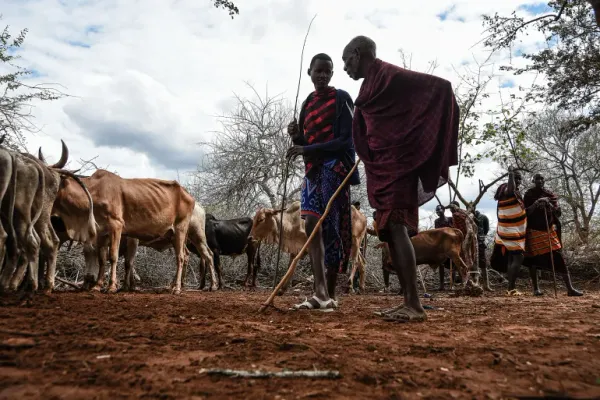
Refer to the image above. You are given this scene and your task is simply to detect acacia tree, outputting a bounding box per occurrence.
[213,0,239,18]
[0,20,68,151]
[518,109,600,243]
[194,85,304,217]
[482,0,599,130]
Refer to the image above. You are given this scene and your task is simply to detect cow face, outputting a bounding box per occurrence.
[250,208,280,241]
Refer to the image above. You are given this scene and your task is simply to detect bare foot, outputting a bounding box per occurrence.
[381,306,427,323]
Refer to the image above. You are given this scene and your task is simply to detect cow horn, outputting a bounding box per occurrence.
[50,140,69,169]
[38,147,47,163]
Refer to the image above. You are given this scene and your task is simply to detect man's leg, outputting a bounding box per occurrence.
[529,266,543,296]
[507,252,524,293]
[563,269,583,296]
[304,215,329,302]
[381,223,426,321]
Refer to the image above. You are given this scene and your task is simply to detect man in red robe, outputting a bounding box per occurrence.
[342,36,459,322]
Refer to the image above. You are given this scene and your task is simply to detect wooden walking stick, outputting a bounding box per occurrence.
[259,159,361,312]
[543,207,559,298]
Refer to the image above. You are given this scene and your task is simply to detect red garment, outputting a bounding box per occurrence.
[375,208,419,243]
[303,87,337,176]
[352,59,459,210]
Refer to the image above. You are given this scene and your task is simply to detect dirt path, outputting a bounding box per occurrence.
[1,286,599,399]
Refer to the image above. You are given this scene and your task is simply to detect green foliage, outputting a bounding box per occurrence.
[213,0,239,18]
[482,0,600,130]
[0,18,67,150]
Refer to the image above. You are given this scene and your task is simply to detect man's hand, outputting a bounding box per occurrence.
[508,166,514,174]
[286,145,304,159]
[287,119,299,137]
[536,197,549,209]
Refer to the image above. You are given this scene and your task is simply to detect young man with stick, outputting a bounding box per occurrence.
[342,36,459,322]
[286,53,360,311]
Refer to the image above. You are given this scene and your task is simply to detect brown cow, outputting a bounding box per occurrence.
[250,201,367,293]
[372,226,470,289]
[50,203,216,292]
[52,169,201,294]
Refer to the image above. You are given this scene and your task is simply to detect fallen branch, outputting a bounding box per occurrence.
[0,329,50,337]
[259,159,361,312]
[55,276,81,290]
[198,368,341,379]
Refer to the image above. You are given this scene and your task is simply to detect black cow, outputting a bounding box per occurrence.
[197,214,261,289]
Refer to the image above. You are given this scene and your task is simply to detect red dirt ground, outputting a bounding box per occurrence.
[1,286,599,400]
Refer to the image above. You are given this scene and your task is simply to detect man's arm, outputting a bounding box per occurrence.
[483,216,489,234]
[506,168,515,196]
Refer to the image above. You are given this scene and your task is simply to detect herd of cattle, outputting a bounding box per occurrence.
[0,137,480,296]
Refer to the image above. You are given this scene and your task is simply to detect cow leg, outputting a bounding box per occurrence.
[41,225,60,294]
[437,264,445,291]
[82,243,98,290]
[171,227,188,295]
[93,245,109,291]
[244,247,254,289]
[214,252,223,290]
[198,257,206,290]
[123,238,138,292]
[383,268,390,292]
[358,251,366,292]
[478,240,491,291]
[106,224,123,293]
[10,227,40,292]
[252,243,261,288]
[0,223,6,277]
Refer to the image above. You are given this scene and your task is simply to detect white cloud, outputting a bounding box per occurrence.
[1,0,563,221]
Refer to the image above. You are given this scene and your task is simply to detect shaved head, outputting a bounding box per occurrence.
[342,35,377,80]
[345,35,377,58]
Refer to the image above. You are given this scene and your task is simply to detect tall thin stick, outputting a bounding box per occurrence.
[260,159,361,312]
[272,14,318,288]
[543,207,559,298]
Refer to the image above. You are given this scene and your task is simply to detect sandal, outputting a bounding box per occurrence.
[290,296,336,312]
[373,304,404,317]
[506,289,523,297]
[381,306,427,323]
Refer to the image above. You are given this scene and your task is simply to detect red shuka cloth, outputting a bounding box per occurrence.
[352,59,459,210]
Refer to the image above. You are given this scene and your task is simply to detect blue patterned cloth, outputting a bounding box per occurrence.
[300,160,352,273]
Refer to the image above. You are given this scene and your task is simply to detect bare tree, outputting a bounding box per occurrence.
[0,20,69,151]
[522,109,600,243]
[194,84,304,217]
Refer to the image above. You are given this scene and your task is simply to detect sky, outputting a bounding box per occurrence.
[0,0,563,228]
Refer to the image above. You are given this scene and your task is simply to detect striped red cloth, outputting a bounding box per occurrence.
[303,87,337,176]
[525,228,561,257]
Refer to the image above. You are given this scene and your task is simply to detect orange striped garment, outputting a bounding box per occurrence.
[495,193,527,252]
[525,227,561,257]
